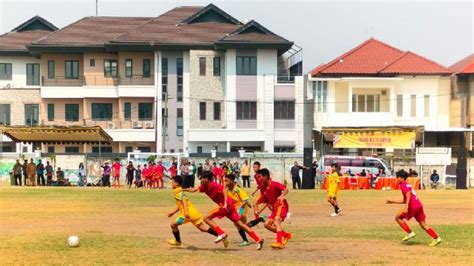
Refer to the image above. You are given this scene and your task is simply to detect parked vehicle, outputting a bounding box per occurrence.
[318,155,392,176]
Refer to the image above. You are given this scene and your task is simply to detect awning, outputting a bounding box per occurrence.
[0,126,113,144]
[313,126,425,133]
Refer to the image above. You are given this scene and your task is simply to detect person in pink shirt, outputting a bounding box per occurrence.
[112,159,122,189]
[386,169,442,246]
[155,161,166,189]
[141,164,149,188]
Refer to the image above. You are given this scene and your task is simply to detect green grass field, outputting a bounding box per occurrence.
[0,186,473,265]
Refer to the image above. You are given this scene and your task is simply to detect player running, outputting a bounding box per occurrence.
[257,168,292,249]
[327,163,342,216]
[247,161,268,228]
[386,169,442,246]
[167,175,223,247]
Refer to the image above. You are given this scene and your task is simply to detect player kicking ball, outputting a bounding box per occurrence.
[257,168,292,249]
[386,170,442,246]
[167,175,223,247]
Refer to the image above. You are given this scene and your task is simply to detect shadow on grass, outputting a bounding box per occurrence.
[185,245,239,252]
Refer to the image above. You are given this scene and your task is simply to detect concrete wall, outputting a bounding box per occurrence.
[0,56,41,88]
[41,54,83,85]
[0,88,41,125]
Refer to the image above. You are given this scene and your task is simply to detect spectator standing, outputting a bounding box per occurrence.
[203,159,212,172]
[197,163,203,179]
[189,160,197,188]
[112,159,122,189]
[27,158,37,186]
[126,161,135,189]
[36,159,45,186]
[360,169,367,177]
[101,161,112,187]
[233,161,241,184]
[290,161,305,189]
[22,159,28,186]
[134,165,142,188]
[78,163,86,186]
[430,170,440,189]
[180,160,191,188]
[240,160,250,188]
[13,159,22,186]
[45,161,54,185]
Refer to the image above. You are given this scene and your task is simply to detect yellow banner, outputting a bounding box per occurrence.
[333,131,416,149]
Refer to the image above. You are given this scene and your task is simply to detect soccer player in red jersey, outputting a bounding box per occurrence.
[155,161,166,189]
[386,169,442,246]
[147,161,155,189]
[185,171,264,250]
[112,159,122,189]
[247,161,268,228]
[257,168,292,249]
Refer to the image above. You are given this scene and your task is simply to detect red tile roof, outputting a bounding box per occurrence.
[450,54,474,74]
[311,38,451,76]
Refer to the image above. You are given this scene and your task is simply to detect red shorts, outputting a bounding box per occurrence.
[269,203,289,221]
[256,194,265,205]
[113,176,120,181]
[208,206,241,223]
[400,207,426,222]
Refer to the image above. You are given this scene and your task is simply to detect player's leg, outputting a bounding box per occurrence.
[395,210,416,241]
[418,215,442,246]
[168,220,182,246]
[203,211,227,240]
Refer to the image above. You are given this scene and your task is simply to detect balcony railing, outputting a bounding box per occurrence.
[42,75,155,87]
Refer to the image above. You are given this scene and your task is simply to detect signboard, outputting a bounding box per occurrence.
[333,131,416,149]
[416,147,452,165]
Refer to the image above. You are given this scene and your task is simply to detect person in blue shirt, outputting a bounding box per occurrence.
[430,170,440,189]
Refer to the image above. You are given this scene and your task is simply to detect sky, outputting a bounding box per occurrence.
[0,0,472,72]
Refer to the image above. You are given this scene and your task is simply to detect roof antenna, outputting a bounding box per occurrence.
[95,0,98,16]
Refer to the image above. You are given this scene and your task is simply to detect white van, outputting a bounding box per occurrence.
[318,155,392,176]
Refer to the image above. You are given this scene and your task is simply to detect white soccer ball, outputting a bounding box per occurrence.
[68,235,80,247]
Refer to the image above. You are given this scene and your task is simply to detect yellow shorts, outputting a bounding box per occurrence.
[327,190,338,199]
[175,213,203,226]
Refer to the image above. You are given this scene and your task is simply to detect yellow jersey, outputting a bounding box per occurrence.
[240,164,250,176]
[327,172,341,196]
[173,187,200,219]
[227,185,249,207]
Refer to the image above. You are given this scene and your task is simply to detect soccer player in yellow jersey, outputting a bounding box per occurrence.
[327,163,342,217]
[167,175,222,246]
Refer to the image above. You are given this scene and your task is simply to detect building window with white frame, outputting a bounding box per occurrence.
[313,81,327,112]
[199,102,206,120]
[274,101,295,119]
[397,95,403,117]
[352,94,381,112]
[176,108,183,136]
[236,101,257,120]
[0,104,11,125]
[0,63,12,80]
[177,58,183,102]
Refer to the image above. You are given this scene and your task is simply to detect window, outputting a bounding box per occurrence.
[47,60,55,79]
[91,103,113,121]
[0,63,12,80]
[47,104,54,121]
[213,102,221,120]
[0,104,11,125]
[313,81,327,112]
[104,59,118,77]
[162,58,168,94]
[236,56,257,75]
[177,58,183,102]
[274,101,295,119]
[199,102,206,120]
[47,146,55,153]
[424,95,430,117]
[90,59,95,67]
[65,104,79,121]
[397,95,403,117]
[24,104,39,125]
[65,60,79,79]
[199,57,206,76]
[138,103,153,120]
[352,94,381,113]
[65,146,79,153]
[411,94,416,117]
[213,56,221,76]
[143,59,151,77]
[275,147,295,153]
[236,101,257,120]
[125,146,133,153]
[26,63,40,85]
[124,102,131,120]
[125,59,133,77]
[138,146,151,153]
[197,146,203,153]
[92,146,112,153]
[177,108,183,136]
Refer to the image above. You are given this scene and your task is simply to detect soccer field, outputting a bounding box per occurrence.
[0,186,473,265]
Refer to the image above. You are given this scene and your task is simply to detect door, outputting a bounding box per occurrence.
[26,63,40,86]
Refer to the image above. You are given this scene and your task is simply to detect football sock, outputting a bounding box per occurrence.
[213,226,225,235]
[427,228,439,239]
[276,231,283,243]
[334,205,340,213]
[173,230,181,243]
[238,229,248,242]
[282,231,291,238]
[207,228,218,236]
[400,221,412,233]
[247,217,264,228]
[248,231,260,242]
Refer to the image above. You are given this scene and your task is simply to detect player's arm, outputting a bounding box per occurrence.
[277,186,289,203]
[167,207,179,217]
[251,187,259,197]
[181,197,190,218]
[386,196,406,205]
[182,187,199,193]
[255,203,268,215]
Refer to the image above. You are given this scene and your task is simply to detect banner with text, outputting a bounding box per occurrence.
[333,131,416,149]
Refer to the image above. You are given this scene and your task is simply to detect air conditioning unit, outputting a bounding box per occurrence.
[3,83,12,89]
[132,120,143,129]
[381,90,387,96]
[144,121,154,129]
[106,121,115,130]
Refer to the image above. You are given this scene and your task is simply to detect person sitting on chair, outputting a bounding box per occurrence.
[56,167,69,186]
[430,170,440,189]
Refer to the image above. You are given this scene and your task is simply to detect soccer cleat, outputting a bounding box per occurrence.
[330,213,339,217]
[337,208,343,215]
[167,239,182,247]
[429,237,442,246]
[271,241,284,249]
[402,232,416,242]
[286,212,292,224]
[239,241,251,247]
[222,237,229,248]
[282,233,293,246]
[256,239,264,250]
[215,233,227,243]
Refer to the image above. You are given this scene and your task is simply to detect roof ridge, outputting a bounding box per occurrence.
[220,20,289,42]
[179,3,241,25]
[11,15,58,32]
[378,51,409,72]
[380,50,451,73]
[32,16,89,44]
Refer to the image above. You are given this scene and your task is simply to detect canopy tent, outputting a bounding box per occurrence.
[0,126,113,144]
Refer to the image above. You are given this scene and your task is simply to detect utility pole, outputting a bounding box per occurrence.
[162,93,168,152]
[95,0,98,16]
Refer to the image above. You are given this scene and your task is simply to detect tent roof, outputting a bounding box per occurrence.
[314,126,425,133]
[0,126,113,144]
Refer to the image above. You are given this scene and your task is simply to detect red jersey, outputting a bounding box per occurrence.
[212,167,223,178]
[155,165,165,177]
[168,165,177,177]
[263,180,288,208]
[400,181,423,210]
[198,182,226,206]
[112,162,121,174]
